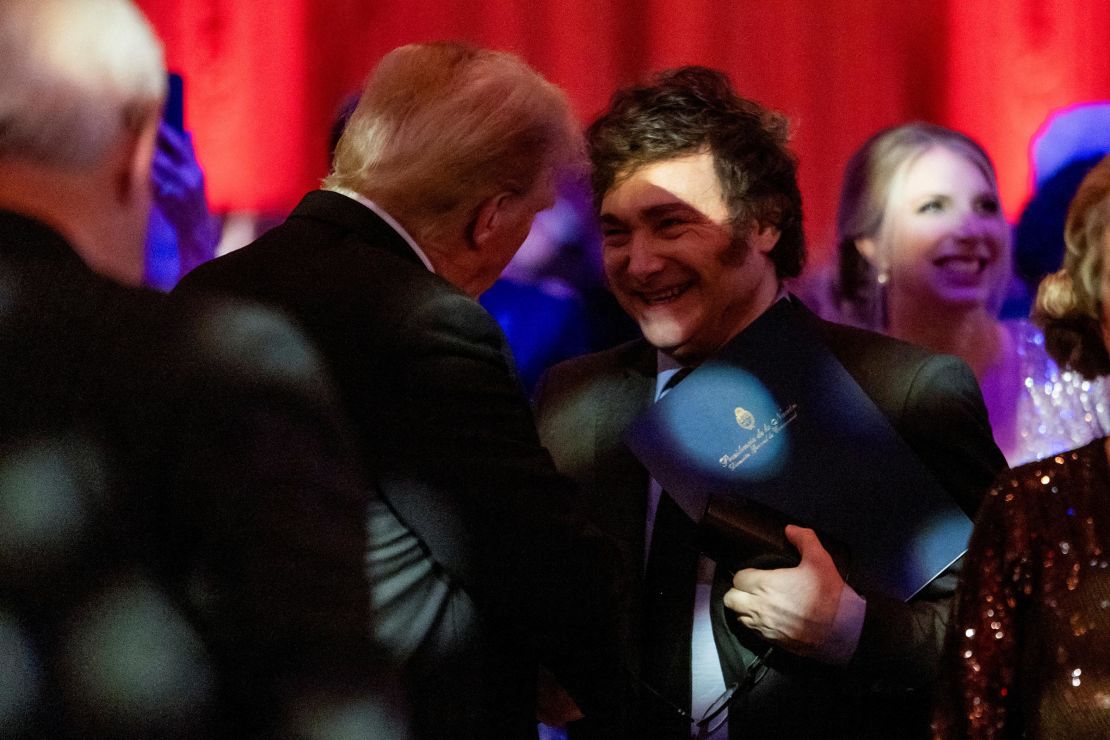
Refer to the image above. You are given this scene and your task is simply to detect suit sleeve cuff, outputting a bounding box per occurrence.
[823,584,866,664]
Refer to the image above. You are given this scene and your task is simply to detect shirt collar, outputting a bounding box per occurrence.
[328,187,435,273]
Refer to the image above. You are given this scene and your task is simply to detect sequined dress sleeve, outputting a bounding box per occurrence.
[1007,319,1110,467]
[937,438,1110,739]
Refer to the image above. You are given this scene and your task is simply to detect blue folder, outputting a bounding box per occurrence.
[623,299,972,601]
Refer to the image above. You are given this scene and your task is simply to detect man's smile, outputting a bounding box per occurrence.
[635,282,694,305]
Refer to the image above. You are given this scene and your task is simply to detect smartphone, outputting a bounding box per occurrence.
[164,72,184,132]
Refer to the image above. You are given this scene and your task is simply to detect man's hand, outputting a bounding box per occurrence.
[723,525,863,663]
[150,121,220,277]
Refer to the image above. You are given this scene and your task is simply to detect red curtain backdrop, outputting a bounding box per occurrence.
[136,0,1110,269]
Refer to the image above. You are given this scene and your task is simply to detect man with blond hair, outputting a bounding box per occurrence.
[178,42,631,738]
[0,1,390,736]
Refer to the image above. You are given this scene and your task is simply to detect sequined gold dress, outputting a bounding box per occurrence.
[937,438,1110,739]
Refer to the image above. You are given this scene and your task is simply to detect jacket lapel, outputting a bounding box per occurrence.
[594,340,656,561]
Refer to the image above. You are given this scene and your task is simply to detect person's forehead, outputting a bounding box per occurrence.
[602,152,725,213]
[899,146,990,195]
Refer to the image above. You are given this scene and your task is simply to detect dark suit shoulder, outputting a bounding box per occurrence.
[177,202,495,377]
[539,339,652,397]
[535,339,650,438]
[398,275,504,342]
[164,292,342,406]
[817,316,938,378]
[817,318,959,416]
[533,339,654,500]
[178,191,431,310]
[814,314,1004,515]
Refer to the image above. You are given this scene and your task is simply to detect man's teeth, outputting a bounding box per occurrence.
[643,286,686,304]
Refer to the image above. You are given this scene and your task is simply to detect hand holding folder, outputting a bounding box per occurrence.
[724,524,862,663]
[696,492,850,577]
[624,299,972,602]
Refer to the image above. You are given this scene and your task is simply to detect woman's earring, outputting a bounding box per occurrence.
[873,265,890,329]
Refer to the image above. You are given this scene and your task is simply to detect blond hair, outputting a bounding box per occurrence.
[323,42,583,248]
[1033,153,1110,378]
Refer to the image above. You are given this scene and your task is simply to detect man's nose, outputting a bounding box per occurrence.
[625,233,666,278]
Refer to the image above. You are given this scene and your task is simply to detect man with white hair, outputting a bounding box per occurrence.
[179,42,633,738]
[0,0,164,284]
[0,1,390,736]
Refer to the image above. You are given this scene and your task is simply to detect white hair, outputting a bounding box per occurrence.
[0,0,166,169]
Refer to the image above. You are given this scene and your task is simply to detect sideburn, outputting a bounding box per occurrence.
[722,225,752,267]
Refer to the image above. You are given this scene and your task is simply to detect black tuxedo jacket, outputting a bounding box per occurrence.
[534,298,1007,739]
[0,210,383,737]
[177,190,631,738]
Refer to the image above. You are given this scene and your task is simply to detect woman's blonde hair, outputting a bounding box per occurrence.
[1033,153,1110,378]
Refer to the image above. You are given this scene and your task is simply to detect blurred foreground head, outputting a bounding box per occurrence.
[0,0,166,285]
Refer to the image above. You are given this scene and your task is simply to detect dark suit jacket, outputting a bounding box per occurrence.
[534,297,1007,739]
[176,190,631,738]
[0,210,387,738]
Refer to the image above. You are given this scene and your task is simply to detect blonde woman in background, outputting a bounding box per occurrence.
[833,122,1109,466]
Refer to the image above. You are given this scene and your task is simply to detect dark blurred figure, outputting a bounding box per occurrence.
[1010,102,1110,318]
[0,1,395,737]
[936,153,1110,739]
[179,42,632,739]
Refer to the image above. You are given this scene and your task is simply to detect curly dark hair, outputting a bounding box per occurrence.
[1033,153,1110,379]
[586,66,804,279]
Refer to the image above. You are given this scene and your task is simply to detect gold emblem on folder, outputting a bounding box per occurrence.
[734,407,755,430]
